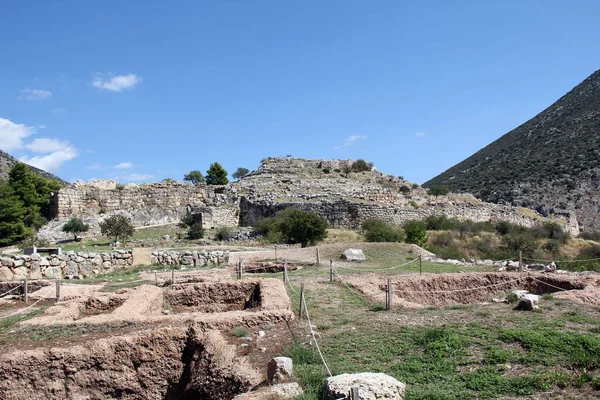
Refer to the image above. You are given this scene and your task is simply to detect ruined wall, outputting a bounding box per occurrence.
[239,197,571,232]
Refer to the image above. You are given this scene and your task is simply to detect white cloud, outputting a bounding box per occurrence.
[113,162,133,169]
[0,118,36,151]
[25,138,69,153]
[20,142,78,172]
[92,73,142,92]
[86,164,103,170]
[52,108,66,115]
[18,88,52,101]
[334,135,368,150]
[415,131,426,137]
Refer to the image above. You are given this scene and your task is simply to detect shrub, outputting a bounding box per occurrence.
[361,219,405,242]
[425,215,460,231]
[61,217,89,241]
[578,231,600,242]
[532,222,570,243]
[187,223,204,240]
[255,209,328,248]
[115,183,125,190]
[215,227,232,241]
[351,159,373,172]
[322,167,331,174]
[404,220,428,246]
[99,215,134,242]
[231,327,248,338]
[428,185,450,197]
[232,167,249,180]
[399,185,411,194]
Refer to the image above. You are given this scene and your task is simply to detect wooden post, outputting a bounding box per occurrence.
[419,254,422,275]
[299,283,305,319]
[330,259,334,283]
[350,387,360,400]
[24,278,28,303]
[237,259,243,280]
[283,260,288,284]
[155,272,158,285]
[519,251,523,271]
[386,278,392,311]
[171,269,175,284]
[55,279,61,302]
[274,245,278,262]
[316,247,320,265]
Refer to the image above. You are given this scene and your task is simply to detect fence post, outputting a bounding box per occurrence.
[350,387,360,399]
[171,269,175,285]
[55,279,61,302]
[238,259,243,280]
[386,278,392,311]
[155,272,158,285]
[330,259,334,283]
[316,247,320,265]
[519,251,523,271]
[283,260,288,284]
[24,278,28,303]
[419,254,422,275]
[299,283,305,319]
[274,245,278,262]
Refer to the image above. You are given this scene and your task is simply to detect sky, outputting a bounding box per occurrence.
[1,0,599,185]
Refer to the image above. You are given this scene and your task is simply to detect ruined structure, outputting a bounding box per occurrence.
[40,157,578,241]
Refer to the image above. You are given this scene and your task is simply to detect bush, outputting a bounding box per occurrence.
[399,185,411,194]
[361,219,405,242]
[254,208,328,248]
[232,167,249,180]
[404,220,428,246]
[183,170,205,184]
[61,217,89,241]
[115,183,125,190]
[215,227,232,241]
[351,159,373,172]
[428,185,449,197]
[578,231,600,242]
[532,222,570,243]
[425,215,460,231]
[187,223,204,240]
[428,232,468,260]
[99,215,135,242]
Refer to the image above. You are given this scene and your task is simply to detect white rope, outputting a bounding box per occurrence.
[301,293,332,377]
[523,256,600,263]
[332,266,367,298]
[334,257,419,272]
[392,276,529,294]
[0,286,54,320]
[104,279,151,287]
[285,274,298,293]
[0,283,23,297]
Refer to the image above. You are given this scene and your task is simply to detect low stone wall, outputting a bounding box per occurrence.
[0,250,229,281]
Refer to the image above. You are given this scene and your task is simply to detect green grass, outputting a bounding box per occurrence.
[231,326,248,338]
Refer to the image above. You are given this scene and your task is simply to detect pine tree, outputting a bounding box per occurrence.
[205,162,229,185]
[0,182,31,244]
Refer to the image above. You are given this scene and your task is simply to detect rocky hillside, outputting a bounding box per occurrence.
[0,149,69,185]
[424,69,600,232]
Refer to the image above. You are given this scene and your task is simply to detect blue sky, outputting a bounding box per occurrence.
[1,0,599,184]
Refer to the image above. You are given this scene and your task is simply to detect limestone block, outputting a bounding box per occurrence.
[78,264,93,277]
[0,266,14,281]
[267,357,293,384]
[180,256,194,265]
[29,265,42,280]
[50,257,62,266]
[341,248,366,261]
[39,257,50,267]
[64,261,79,276]
[12,267,28,280]
[13,259,25,267]
[272,382,304,398]
[1,258,15,268]
[44,266,61,279]
[324,372,406,400]
[514,294,540,311]
[74,256,86,263]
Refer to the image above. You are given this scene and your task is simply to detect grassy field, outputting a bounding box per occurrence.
[278,263,600,399]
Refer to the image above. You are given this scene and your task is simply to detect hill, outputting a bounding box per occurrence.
[424,69,600,232]
[0,149,69,185]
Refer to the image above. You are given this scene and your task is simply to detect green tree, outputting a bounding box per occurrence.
[428,185,450,198]
[186,223,204,240]
[62,217,89,241]
[404,220,428,246]
[361,219,405,242]
[351,159,373,172]
[232,167,249,180]
[255,208,328,248]
[99,215,135,242]
[0,182,31,244]
[205,162,229,185]
[183,170,205,184]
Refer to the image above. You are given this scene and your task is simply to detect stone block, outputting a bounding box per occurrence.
[64,261,79,276]
[0,266,14,281]
[12,267,28,280]
[267,357,293,384]
[324,372,406,400]
[341,248,366,261]
[45,266,61,279]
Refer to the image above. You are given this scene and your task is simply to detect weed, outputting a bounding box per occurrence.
[231,327,248,338]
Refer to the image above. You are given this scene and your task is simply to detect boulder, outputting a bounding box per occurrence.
[12,267,28,280]
[1,258,15,268]
[272,382,304,398]
[39,257,50,267]
[64,261,79,276]
[79,263,93,277]
[180,256,194,265]
[341,249,366,262]
[29,264,42,280]
[514,294,540,311]
[0,266,14,281]
[267,357,293,384]
[324,372,406,400]
[44,266,62,279]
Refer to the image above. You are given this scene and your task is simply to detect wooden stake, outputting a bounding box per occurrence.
[330,259,334,283]
[171,269,175,284]
[419,254,422,275]
[519,251,523,271]
[299,283,305,319]
[56,279,61,302]
[316,247,320,265]
[386,278,392,311]
[24,278,28,303]
[155,272,158,285]
[283,260,288,284]
[350,387,360,400]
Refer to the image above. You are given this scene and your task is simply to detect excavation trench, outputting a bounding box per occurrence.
[351,272,595,308]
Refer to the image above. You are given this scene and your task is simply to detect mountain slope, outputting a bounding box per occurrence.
[424,69,600,231]
[0,149,69,185]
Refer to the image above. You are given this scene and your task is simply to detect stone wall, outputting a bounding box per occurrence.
[0,250,229,282]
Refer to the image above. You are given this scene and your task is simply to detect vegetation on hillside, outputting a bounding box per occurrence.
[254,208,328,248]
[99,215,135,242]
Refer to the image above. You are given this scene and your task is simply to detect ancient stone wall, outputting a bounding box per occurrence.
[0,250,229,282]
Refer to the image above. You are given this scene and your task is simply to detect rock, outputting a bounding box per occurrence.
[514,294,540,311]
[1,258,15,268]
[79,264,93,277]
[64,261,79,276]
[257,330,266,338]
[545,261,557,272]
[267,357,293,384]
[45,266,62,279]
[505,261,520,271]
[341,249,366,262]
[324,372,406,400]
[12,259,24,267]
[39,257,50,267]
[0,266,14,281]
[180,256,194,265]
[29,264,42,280]
[12,267,28,280]
[526,263,545,271]
[272,382,304,398]
[50,257,62,266]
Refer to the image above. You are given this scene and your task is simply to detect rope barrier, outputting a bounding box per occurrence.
[104,279,151,287]
[523,256,600,263]
[391,276,529,294]
[285,274,298,293]
[332,266,367,298]
[530,277,600,300]
[0,286,54,320]
[301,292,332,377]
[0,283,23,297]
[334,258,419,272]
